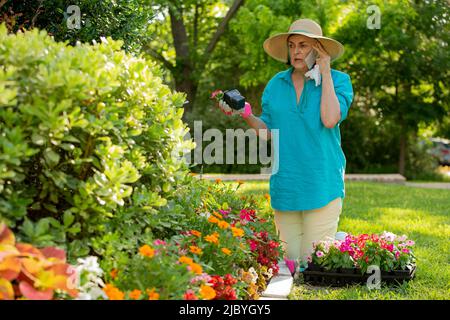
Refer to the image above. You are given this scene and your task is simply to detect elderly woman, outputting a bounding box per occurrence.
[217,19,354,275]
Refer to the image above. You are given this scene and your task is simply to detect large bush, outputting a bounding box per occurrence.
[0,24,194,260]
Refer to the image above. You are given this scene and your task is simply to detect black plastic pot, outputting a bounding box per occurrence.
[302,264,416,287]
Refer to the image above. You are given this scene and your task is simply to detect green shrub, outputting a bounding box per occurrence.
[0,24,194,260]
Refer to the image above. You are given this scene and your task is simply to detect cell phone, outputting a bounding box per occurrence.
[305,49,318,70]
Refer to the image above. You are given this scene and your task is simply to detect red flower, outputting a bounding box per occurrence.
[183,290,198,300]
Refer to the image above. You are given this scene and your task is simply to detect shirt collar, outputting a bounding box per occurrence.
[280,66,313,85]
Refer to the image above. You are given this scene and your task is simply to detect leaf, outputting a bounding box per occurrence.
[21,219,34,238]
[31,133,45,146]
[35,219,49,237]
[43,148,60,167]
[63,212,74,227]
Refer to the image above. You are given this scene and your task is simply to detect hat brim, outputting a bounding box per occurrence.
[263,32,345,63]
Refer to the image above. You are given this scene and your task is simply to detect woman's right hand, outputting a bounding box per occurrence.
[217,99,236,116]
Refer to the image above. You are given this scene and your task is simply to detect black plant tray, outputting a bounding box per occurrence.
[302,263,416,287]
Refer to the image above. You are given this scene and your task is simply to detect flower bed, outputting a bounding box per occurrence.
[302,232,417,287]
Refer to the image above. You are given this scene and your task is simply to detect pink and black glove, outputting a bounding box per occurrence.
[211,90,253,119]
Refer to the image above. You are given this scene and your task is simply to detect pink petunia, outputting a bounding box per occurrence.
[316,251,324,258]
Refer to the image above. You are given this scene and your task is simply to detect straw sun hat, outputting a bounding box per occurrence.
[263,18,345,63]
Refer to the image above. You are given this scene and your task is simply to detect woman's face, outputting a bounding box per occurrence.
[288,34,315,71]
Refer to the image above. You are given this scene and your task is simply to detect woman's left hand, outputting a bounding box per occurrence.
[312,40,331,75]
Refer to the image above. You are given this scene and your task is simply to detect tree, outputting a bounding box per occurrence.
[143,0,244,121]
[0,0,157,53]
[334,0,449,175]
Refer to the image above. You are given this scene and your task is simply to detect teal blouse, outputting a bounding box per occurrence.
[258,66,354,211]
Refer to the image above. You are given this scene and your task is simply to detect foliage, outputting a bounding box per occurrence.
[0,0,157,53]
[0,25,194,261]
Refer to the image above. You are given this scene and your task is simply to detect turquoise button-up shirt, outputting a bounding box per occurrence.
[258,66,354,211]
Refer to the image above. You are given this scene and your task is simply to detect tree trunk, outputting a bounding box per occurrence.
[398,124,407,176]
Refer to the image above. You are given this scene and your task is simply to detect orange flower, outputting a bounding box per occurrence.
[189,246,203,255]
[212,211,223,219]
[110,268,119,279]
[139,244,155,258]
[188,262,203,275]
[179,256,194,265]
[264,193,270,200]
[103,284,125,300]
[217,220,229,229]
[215,178,222,184]
[236,180,244,185]
[190,230,202,237]
[199,285,216,300]
[231,227,245,237]
[205,232,219,244]
[208,216,220,224]
[146,288,160,300]
[221,248,232,255]
[129,289,142,300]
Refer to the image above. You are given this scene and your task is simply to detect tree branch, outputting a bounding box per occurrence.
[143,45,175,71]
[203,0,244,59]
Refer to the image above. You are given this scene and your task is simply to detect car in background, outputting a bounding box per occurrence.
[428,137,450,166]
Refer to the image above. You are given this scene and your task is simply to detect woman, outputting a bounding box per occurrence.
[217,19,353,275]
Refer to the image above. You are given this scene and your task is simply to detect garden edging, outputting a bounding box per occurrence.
[258,261,293,300]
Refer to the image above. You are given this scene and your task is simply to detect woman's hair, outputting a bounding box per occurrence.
[286,35,292,66]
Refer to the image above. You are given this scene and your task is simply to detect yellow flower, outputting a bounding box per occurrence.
[208,216,220,224]
[190,230,201,237]
[189,246,203,255]
[199,285,216,300]
[179,256,194,265]
[139,244,155,258]
[205,233,219,244]
[129,289,142,300]
[231,227,244,237]
[189,262,203,275]
[217,220,229,229]
[146,288,160,300]
[221,248,232,255]
[103,284,124,300]
[236,180,244,185]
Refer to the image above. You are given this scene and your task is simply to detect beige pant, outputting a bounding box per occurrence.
[273,197,343,264]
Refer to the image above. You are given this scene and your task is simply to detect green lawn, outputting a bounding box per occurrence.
[227,180,450,300]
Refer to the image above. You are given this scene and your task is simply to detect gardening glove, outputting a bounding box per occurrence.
[212,90,253,119]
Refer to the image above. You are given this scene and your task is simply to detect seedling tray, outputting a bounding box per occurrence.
[302,264,416,287]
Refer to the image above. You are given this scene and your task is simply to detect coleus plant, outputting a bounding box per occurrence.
[0,223,78,300]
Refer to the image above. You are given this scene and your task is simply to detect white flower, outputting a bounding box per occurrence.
[76,287,108,300]
[248,267,259,284]
[380,231,397,242]
[264,268,273,278]
[199,211,211,218]
[73,256,106,300]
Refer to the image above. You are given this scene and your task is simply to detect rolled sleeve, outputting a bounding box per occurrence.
[334,73,354,125]
[258,81,273,130]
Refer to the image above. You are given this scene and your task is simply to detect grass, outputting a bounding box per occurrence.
[225,180,450,300]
